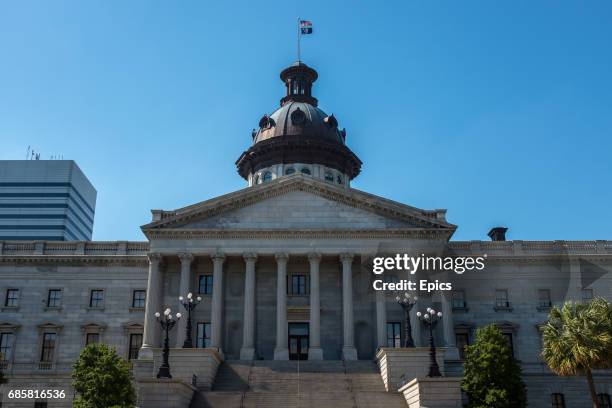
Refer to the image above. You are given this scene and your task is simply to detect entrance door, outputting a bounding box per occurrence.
[288,323,309,360]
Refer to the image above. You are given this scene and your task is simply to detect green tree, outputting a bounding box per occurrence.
[72,343,136,408]
[461,324,527,408]
[542,297,612,408]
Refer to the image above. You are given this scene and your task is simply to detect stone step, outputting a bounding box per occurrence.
[192,360,405,408]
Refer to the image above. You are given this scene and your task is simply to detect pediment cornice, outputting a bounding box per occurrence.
[144,228,454,241]
[141,175,456,236]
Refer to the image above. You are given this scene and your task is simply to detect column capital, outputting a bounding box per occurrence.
[212,252,226,263]
[243,253,258,263]
[308,252,322,262]
[275,253,289,262]
[148,253,162,264]
[339,253,354,263]
[178,252,194,263]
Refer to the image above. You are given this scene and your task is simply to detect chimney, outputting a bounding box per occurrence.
[488,227,508,241]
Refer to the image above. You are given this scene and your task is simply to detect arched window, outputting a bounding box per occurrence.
[253,175,260,185]
[285,167,295,175]
[337,175,343,185]
[262,172,273,183]
[300,167,311,175]
[324,171,334,183]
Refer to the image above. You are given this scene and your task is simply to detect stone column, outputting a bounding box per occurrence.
[308,253,323,360]
[340,253,357,360]
[240,253,258,360]
[274,253,289,360]
[176,253,193,348]
[210,253,225,352]
[140,253,162,359]
[441,290,459,359]
[375,289,387,349]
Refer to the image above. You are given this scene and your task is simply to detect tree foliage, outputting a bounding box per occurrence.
[542,297,612,408]
[461,324,527,408]
[72,343,136,408]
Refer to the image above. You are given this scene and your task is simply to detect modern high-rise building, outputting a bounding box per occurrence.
[0,160,96,241]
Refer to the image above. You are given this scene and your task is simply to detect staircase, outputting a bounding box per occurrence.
[191,360,407,408]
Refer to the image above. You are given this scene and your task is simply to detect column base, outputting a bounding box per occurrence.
[240,347,256,360]
[139,345,154,360]
[308,347,323,360]
[274,348,289,360]
[342,346,358,360]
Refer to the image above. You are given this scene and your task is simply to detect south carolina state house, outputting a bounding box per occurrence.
[0,61,610,408]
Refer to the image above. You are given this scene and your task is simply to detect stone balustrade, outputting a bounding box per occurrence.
[0,241,149,256]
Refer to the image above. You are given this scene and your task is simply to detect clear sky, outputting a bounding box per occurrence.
[1,1,611,242]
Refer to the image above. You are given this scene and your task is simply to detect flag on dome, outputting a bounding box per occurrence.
[300,20,313,34]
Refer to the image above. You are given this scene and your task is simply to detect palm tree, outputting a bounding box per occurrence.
[542,297,612,408]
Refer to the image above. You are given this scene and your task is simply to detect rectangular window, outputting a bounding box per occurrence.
[198,275,213,295]
[581,288,593,302]
[47,289,62,308]
[5,289,19,307]
[386,322,401,348]
[503,333,514,357]
[89,290,104,308]
[0,333,14,361]
[495,289,510,308]
[132,290,146,308]
[291,275,307,295]
[196,322,211,348]
[34,403,48,408]
[598,394,611,408]
[455,333,469,360]
[452,290,466,309]
[40,333,56,362]
[128,333,142,360]
[538,289,551,308]
[85,333,100,345]
[551,393,565,408]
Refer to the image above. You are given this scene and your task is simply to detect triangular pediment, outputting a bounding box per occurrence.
[141,175,456,238]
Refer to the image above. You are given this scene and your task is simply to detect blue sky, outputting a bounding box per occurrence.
[1,1,611,241]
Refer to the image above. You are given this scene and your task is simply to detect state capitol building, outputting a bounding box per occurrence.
[0,61,610,408]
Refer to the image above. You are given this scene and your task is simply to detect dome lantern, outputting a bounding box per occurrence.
[279,61,319,107]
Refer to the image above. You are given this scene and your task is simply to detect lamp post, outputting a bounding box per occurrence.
[395,292,417,347]
[155,308,181,379]
[179,292,202,348]
[416,307,442,377]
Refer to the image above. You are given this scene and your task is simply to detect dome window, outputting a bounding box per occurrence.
[285,167,295,175]
[300,167,311,175]
[337,175,343,185]
[258,115,275,129]
[324,171,334,183]
[291,108,307,125]
[263,172,273,183]
[324,114,338,129]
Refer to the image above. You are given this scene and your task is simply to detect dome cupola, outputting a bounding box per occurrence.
[236,62,362,187]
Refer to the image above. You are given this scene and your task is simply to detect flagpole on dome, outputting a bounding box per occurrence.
[297,17,301,62]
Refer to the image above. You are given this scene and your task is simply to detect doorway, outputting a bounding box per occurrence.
[288,322,309,360]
